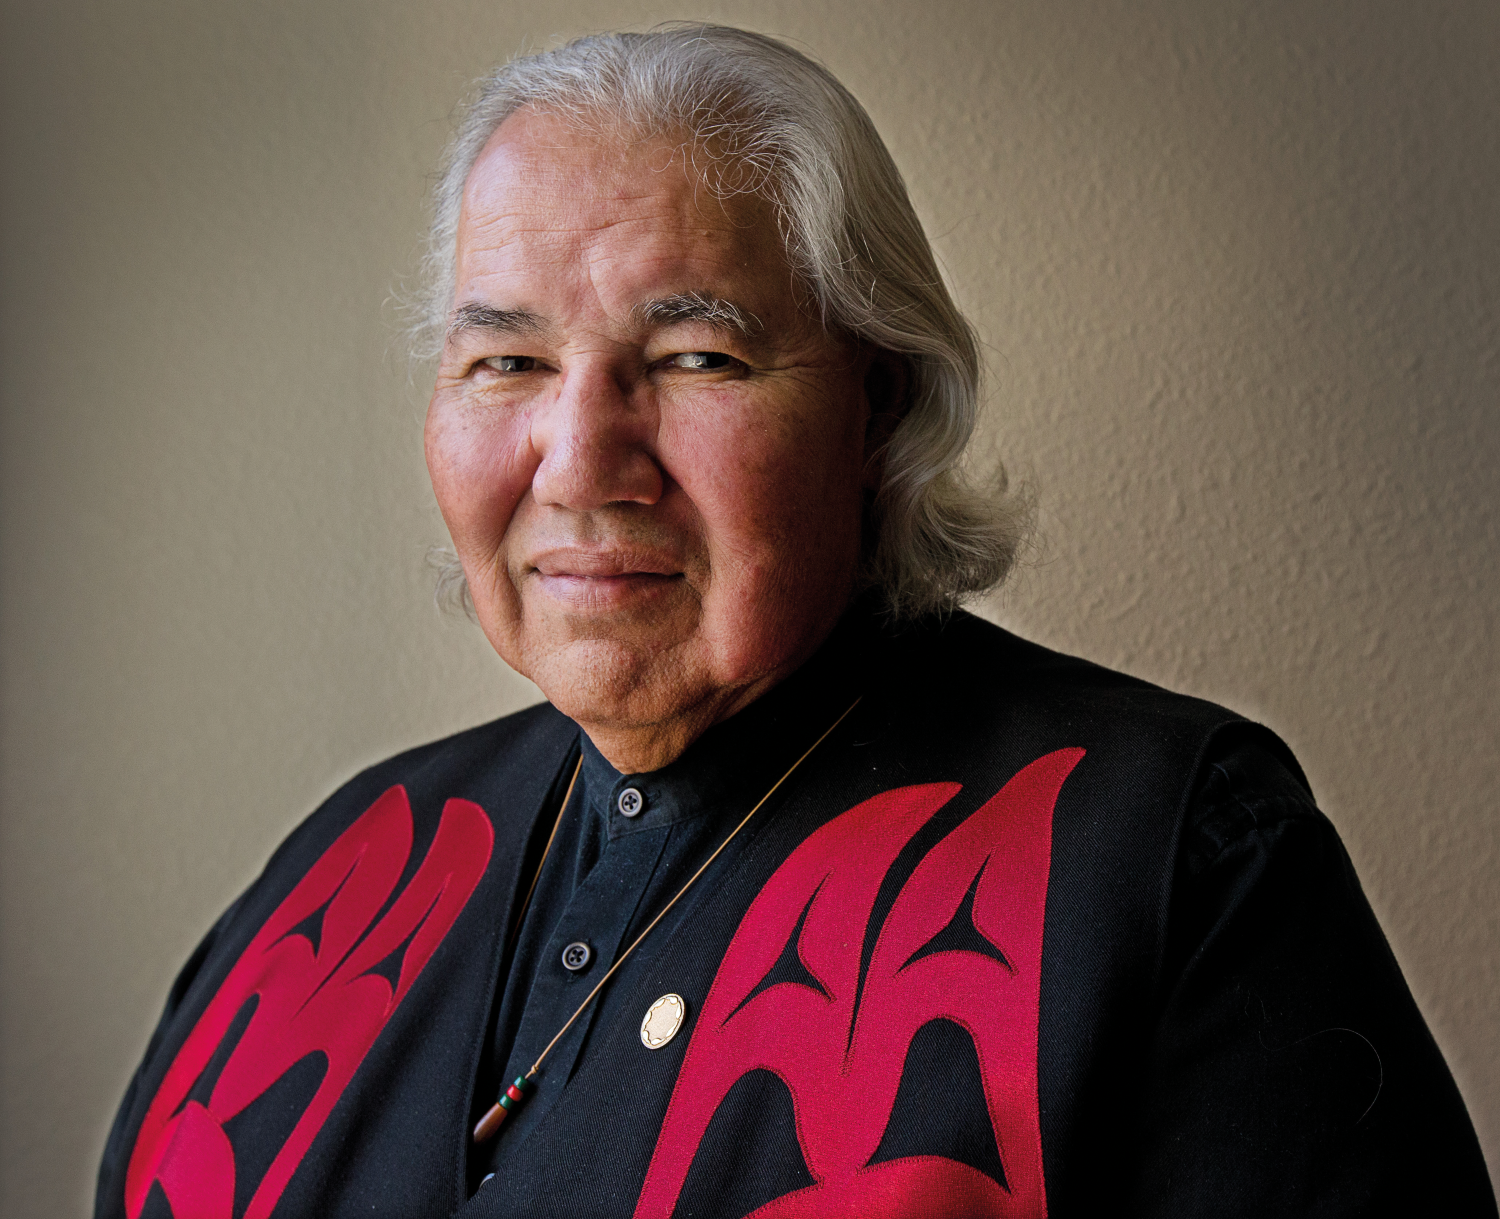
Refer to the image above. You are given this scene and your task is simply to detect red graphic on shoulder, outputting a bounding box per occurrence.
[124,786,493,1219]
[635,749,1084,1219]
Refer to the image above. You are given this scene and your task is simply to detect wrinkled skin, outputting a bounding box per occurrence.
[425,108,897,771]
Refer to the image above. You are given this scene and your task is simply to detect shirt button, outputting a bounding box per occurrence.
[617,787,644,817]
[561,941,592,972]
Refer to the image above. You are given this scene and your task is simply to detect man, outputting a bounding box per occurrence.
[97,25,1494,1219]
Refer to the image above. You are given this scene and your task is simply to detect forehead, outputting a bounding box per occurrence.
[455,109,791,318]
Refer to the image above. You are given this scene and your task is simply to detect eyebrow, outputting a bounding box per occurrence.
[633,292,762,339]
[445,293,762,344]
[447,302,546,340]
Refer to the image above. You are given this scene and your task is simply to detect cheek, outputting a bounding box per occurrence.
[424,396,535,554]
[664,383,867,575]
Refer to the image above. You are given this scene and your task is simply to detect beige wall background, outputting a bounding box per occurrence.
[1,0,1495,1212]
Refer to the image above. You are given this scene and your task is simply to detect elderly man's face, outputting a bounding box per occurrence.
[426,109,878,769]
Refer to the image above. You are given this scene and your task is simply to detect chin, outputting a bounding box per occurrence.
[521,634,713,734]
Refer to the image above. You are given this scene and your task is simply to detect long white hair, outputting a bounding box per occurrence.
[414,24,1029,619]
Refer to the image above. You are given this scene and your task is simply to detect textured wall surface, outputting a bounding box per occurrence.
[1,0,1495,1212]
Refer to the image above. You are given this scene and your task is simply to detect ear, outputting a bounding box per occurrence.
[862,347,910,492]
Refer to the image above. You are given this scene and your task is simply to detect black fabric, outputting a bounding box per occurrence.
[223,1052,326,1216]
[469,616,870,1185]
[95,705,580,1218]
[672,1069,815,1218]
[1115,738,1486,1216]
[869,1017,1008,1188]
[95,610,1497,1218]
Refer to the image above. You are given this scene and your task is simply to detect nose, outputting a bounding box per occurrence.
[529,360,663,511]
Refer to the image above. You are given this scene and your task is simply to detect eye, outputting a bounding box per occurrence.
[667,351,734,371]
[481,355,538,373]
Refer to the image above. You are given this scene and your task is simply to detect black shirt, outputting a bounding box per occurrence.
[98,609,1496,1217]
[470,615,869,1187]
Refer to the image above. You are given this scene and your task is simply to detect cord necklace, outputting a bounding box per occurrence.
[473,695,861,1144]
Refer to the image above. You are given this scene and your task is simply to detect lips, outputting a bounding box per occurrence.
[529,546,682,579]
[526,546,686,611]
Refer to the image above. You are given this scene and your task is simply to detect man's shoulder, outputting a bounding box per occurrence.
[258,700,577,882]
[340,699,576,797]
[880,609,1310,809]
[895,609,1244,731]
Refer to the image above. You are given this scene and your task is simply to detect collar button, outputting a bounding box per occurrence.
[617,787,645,818]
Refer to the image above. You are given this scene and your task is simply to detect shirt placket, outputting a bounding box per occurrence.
[497,811,671,1133]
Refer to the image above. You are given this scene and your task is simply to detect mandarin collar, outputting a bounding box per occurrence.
[575,602,882,839]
